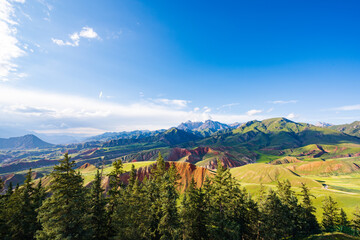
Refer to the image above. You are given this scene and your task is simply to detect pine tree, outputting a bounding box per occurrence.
[322,196,340,232]
[260,189,288,240]
[6,182,13,196]
[244,193,261,240]
[113,164,148,240]
[0,177,3,191]
[3,184,23,240]
[106,159,125,238]
[276,180,299,238]
[141,177,160,239]
[128,164,136,189]
[3,169,41,240]
[205,159,248,240]
[138,153,180,239]
[129,178,149,240]
[180,178,208,240]
[353,207,360,236]
[0,179,14,239]
[32,179,46,234]
[36,153,90,240]
[151,152,166,181]
[299,183,320,236]
[339,208,350,233]
[89,169,108,240]
[0,177,7,239]
[33,179,46,210]
[157,164,180,240]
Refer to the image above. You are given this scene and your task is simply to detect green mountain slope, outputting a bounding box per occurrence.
[101,127,200,148]
[230,163,322,188]
[200,118,360,150]
[330,121,360,138]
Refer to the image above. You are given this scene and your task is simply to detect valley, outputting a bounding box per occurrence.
[2,117,360,221]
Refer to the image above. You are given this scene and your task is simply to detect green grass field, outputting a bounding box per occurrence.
[230,162,360,220]
[79,161,155,185]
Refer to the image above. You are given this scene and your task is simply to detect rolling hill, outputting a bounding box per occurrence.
[230,163,322,188]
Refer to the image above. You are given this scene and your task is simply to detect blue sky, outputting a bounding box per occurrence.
[1,0,360,138]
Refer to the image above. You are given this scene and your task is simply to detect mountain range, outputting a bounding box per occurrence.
[2,118,360,151]
[2,118,360,227]
[1,117,360,173]
[178,119,231,131]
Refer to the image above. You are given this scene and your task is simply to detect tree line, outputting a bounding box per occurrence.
[0,152,360,240]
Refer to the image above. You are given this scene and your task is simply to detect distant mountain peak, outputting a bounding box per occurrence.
[177,119,230,132]
[197,120,230,131]
[315,122,333,127]
[0,134,53,150]
[177,121,203,131]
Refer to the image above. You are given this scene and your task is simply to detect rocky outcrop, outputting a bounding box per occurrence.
[101,162,213,193]
[168,147,218,163]
[167,147,245,169]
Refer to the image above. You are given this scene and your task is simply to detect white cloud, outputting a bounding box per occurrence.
[0,86,206,135]
[0,0,26,81]
[51,38,68,46]
[12,0,26,3]
[34,127,105,136]
[269,100,298,104]
[0,86,282,136]
[286,113,296,119]
[246,109,262,116]
[79,27,98,39]
[152,98,190,109]
[52,26,100,47]
[332,104,360,111]
[203,106,211,113]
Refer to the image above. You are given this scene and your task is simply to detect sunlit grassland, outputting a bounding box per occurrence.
[231,163,360,220]
[79,161,155,185]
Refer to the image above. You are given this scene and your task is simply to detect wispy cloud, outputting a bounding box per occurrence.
[0,0,26,81]
[269,100,298,104]
[246,109,263,116]
[152,98,190,109]
[217,102,240,110]
[34,127,105,136]
[37,0,53,21]
[0,86,203,134]
[13,0,26,3]
[52,27,100,47]
[0,86,280,135]
[332,104,360,111]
